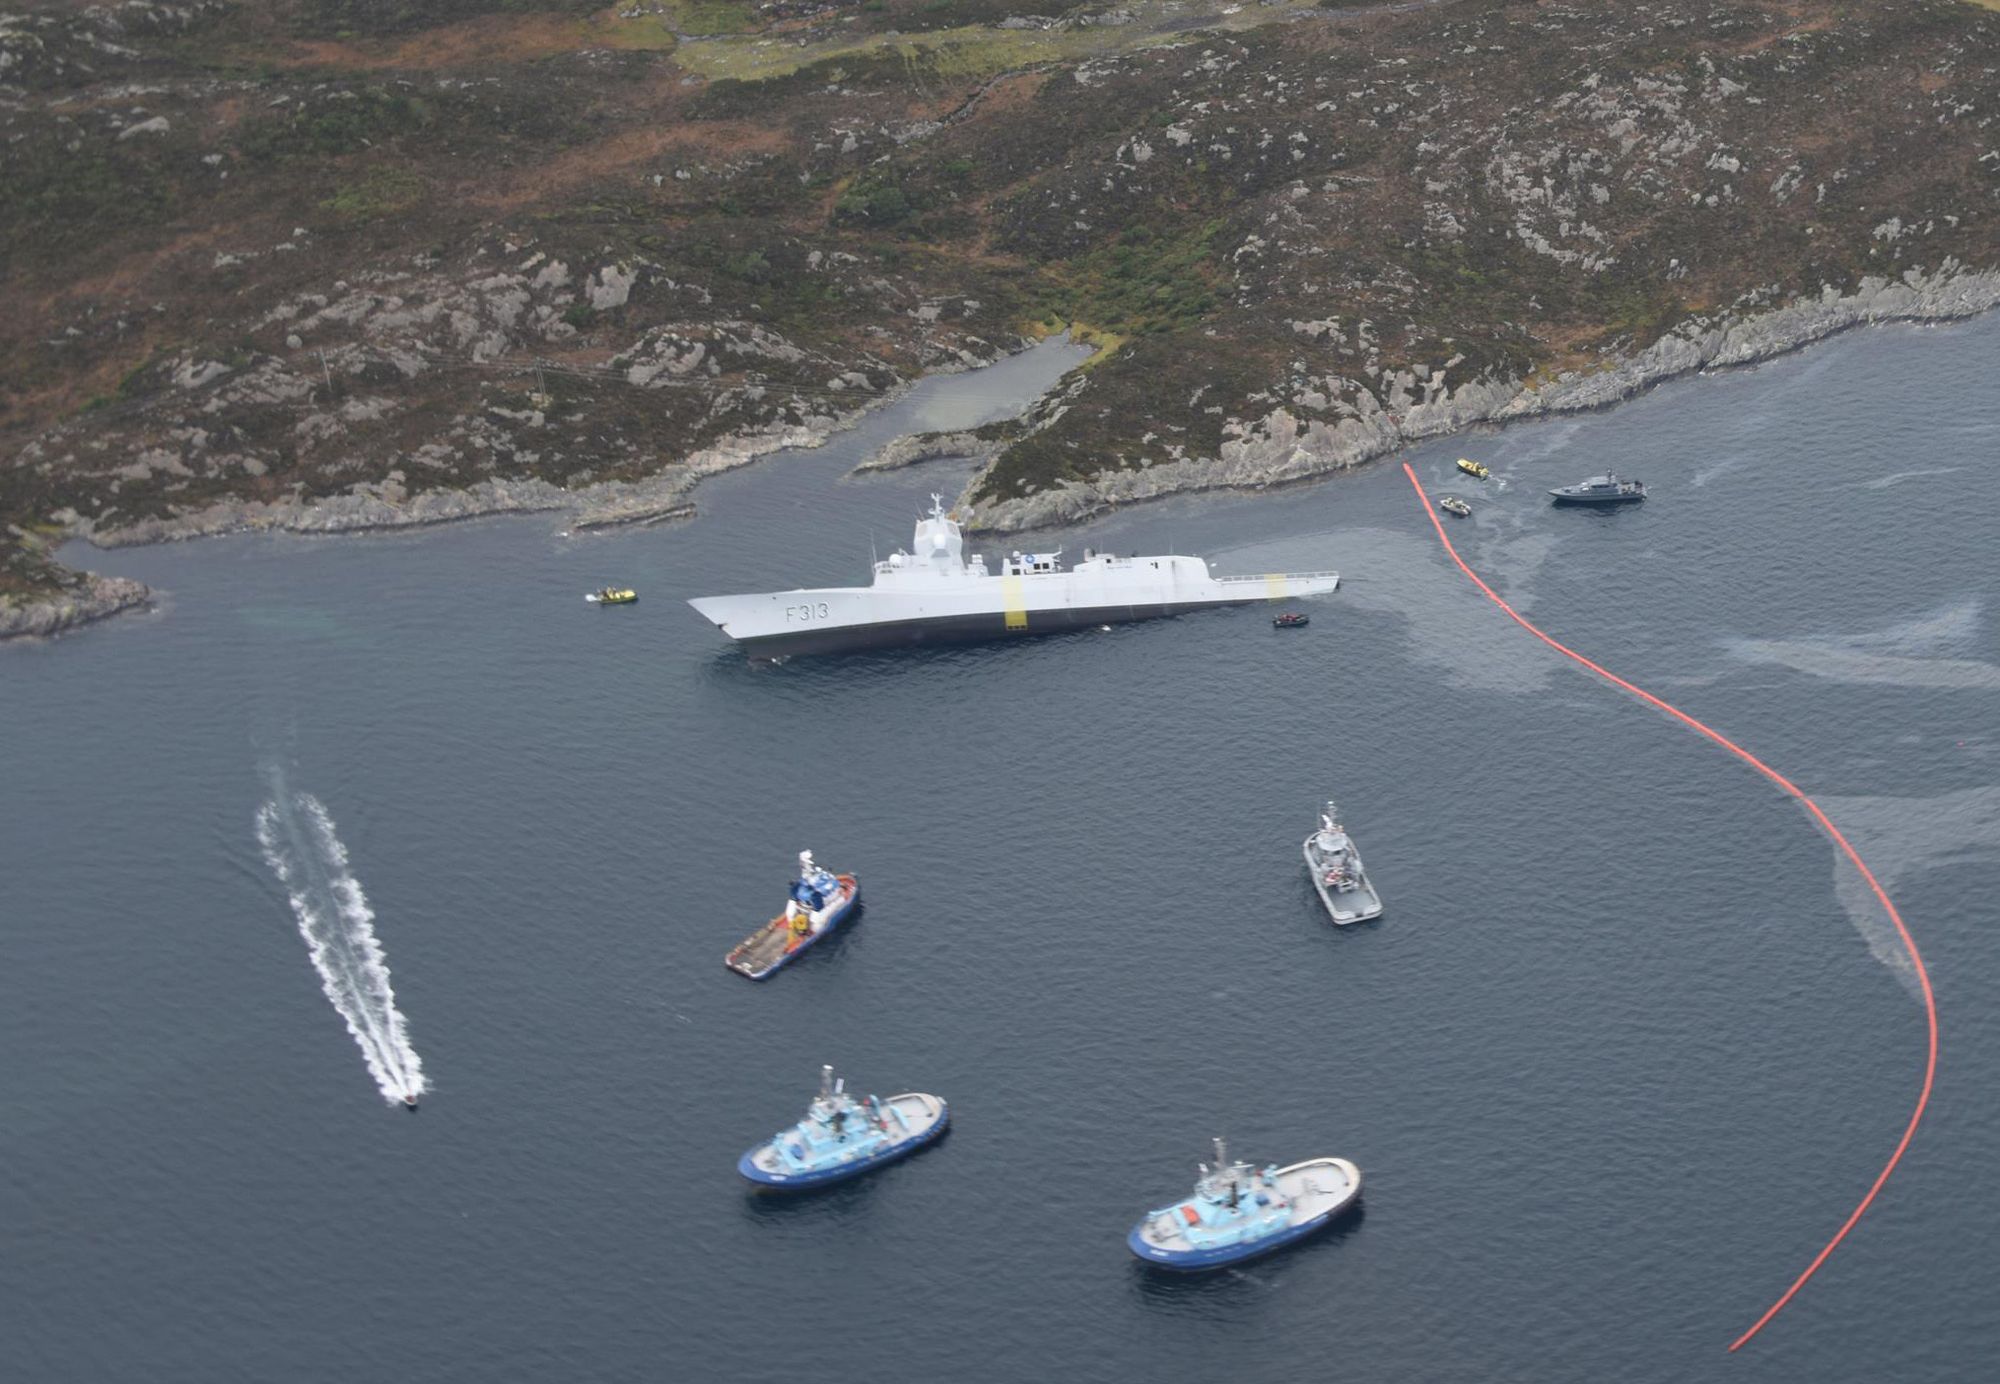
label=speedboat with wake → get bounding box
[1128,1137,1361,1270]
[724,850,860,979]
[1304,801,1383,924]
[738,1065,948,1189]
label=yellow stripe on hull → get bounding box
[1002,576,1028,630]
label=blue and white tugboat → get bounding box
[1128,1137,1362,1270]
[724,850,859,980]
[738,1065,949,1190]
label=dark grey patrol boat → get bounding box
[1303,802,1383,925]
[1549,473,1647,505]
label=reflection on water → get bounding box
[1725,598,2000,691]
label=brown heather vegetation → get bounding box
[3,0,1997,601]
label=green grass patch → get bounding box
[322,166,427,221]
[675,0,1319,85]
[1025,316,1125,365]
[659,0,757,37]
[594,15,678,48]
[1040,220,1226,338]
[681,19,1154,84]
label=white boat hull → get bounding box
[690,497,1339,657]
[690,564,1340,658]
[1304,835,1383,924]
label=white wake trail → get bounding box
[256,788,428,1105]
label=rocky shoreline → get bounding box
[0,361,943,643]
[0,573,151,643]
[853,429,1004,474]
[85,411,862,552]
[9,271,1995,644]
[960,266,2000,534]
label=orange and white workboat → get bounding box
[724,851,861,980]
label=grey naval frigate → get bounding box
[688,496,1341,658]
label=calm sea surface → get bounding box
[5,319,1999,1383]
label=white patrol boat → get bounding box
[688,496,1341,658]
[1304,801,1384,924]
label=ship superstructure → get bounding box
[688,496,1340,658]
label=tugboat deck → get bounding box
[738,1071,949,1189]
[1303,802,1384,924]
[1133,1157,1361,1256]
[725,920,802,977]
[724,856,857,979]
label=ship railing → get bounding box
[1213,570,1342,585]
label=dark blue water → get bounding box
[5,320,1999,1383]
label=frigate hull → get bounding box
[709,595,1266,659]
[688,495,1340,660]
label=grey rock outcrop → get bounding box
[0,574,151,642]
[854,429,1000,473]
[89,407,861,549]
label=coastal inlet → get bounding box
[3,314,1998,1384]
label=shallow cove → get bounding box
[4,315,2000,1382]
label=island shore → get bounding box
[8,279,1996,645]
[8,0,1997,641]
[0,572,151,643]
[960,267,2000,533]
